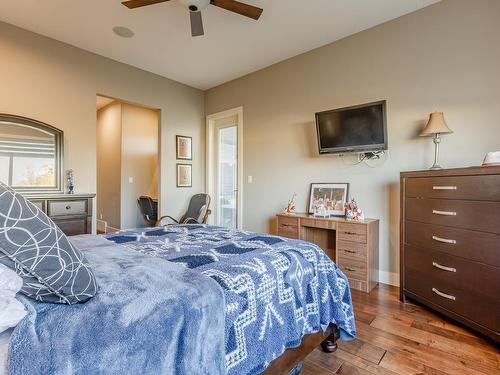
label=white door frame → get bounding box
[206,107,243,229]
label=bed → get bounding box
[5,224,355,375]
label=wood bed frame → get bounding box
[262,323,340,374]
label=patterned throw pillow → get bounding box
[0,182,97,304]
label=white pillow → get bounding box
[0,264,26,333]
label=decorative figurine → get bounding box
[283,193,297,215]
[67,169,75,194]
[345,198,364,221]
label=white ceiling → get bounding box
[0,0,439,90]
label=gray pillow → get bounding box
[0,182,97,304]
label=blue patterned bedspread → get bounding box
[105,224,356,375]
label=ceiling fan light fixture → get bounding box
[113,26,135,38]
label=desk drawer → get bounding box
[277,216,299,239]
[48,200,88,217]
[338,258,367,280]
[406,198,500,234]
[338,222,367,243]
[405,269,499,332]
[405,220,500,266]
[406,175,500,201]
[337,240,367,262]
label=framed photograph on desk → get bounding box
[308,183,349,216]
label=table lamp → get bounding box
[420,112,453,170]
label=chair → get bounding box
[137,196,158,227]
[158,193,211,225]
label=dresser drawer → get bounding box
[337,223,367,243]
[404,244,498,297]
[405,221,500,266]
[405,269,499,332]
[52,218,89,236]
[406,198,500,234]
[338,258,367,280]
[337,240,367,262]
[48,200,88,217]
[29,200,45,212]
[406,175,500,201]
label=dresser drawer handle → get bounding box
[65,205,71,210]
[432,186,457,190]
[432,209,456,216]
[280,223,295,228]
[343,250,356,254]
[432,262,456,273]
[344,231,357,235]
[432,288,456,301]
[432,235,456,244]
[345,267,356,272]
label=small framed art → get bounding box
[176,135,192,160]
[308,183,349,216]
[176,163,192,187]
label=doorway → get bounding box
[96,95,160,232]
[206,107,243,229]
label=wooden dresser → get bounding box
[25,194,95,236]
[277,213,379,292]
[400,166,500,341]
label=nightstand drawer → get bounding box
[48,200,88,217]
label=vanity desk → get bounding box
[276,213,379,292]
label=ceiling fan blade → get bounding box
[190,11,204,37]
[121,0,170,9]
[211,0,263,20]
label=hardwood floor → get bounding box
[302,284,499,375]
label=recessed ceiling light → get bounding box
[113,26,134,38]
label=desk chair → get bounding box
[137,196,158,227]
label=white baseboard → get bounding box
[378,271,399,286]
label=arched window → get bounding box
[0,114,63,193]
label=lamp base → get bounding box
[429,164,443,170]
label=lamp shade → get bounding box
[420,112,453,136]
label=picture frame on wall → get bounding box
[176,135,192,160]
[176,163,192,187]
[308,183,349,216]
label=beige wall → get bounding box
[0,21,205,230]
[120,103,159,229]
[96,102,122,229]
[205,0,500,285]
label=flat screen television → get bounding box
[315,100,387,154]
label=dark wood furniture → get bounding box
[277,213,379,292]
[262,324,340,375]
[25,194,95,235]
[400,166,500,342]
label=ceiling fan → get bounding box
[121,0,263,37]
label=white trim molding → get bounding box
[206,107,244,229]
